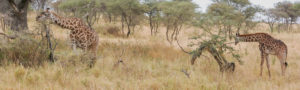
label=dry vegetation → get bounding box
[0,12,300,90]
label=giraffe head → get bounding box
[235,33,240,45]
[36,8,52,22]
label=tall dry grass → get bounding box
[0,12,299,90]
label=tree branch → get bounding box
[7,0,20,13]
[0,32,17,39]
[176,39,191,54]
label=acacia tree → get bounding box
[0,0,30,31]
[264,9,280,32]
[104,0,145,37]
[144,0,161,36]
[58,0,102,27]
[176,13,242,73]
[265,1,300,31]
[159,0,197,43]
[207,0,261,39]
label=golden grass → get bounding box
[0,12,299,89]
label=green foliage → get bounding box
[58,0,101,14]
[190,5,245,67]
[265,1,300,31]
[206,0,260,38]
[274,1,298,19]
[158,0,197,43]
[144,0,161,35]
[58,0,102,27]
[159,1,197,23]
[102,0,146,37]
[189,34,242,72]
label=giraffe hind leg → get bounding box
[87,45,98,68]
[277,53,287,76]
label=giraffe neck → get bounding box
[236,33,272,43]
[49,12,75,30]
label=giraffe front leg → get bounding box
[265,54,271,77]
[260,53,265,76]
[259,43,265,77]
[71,40,79,55]
[72,43,76,51]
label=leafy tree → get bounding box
[180,12,243,72]
[104,0,146,37]
[263,9,280,32]
[159,0,197,43]
[207,0,261,39]
[144,0,161,36]
[264,1,300,31]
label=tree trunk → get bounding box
[0,0,30,31]
[166,25,171,44]
[126,24,131,37]
[121,16,125,35]
[148,13,153,36]
[43,24,55,62]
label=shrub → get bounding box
[106,25,121,37]
[0,35,50,67]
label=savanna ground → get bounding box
[0,12,300,90]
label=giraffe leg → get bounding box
[72,41,80,55]
[72,43,76,51]
[277,53,287,76]
[260,52,265,76]
[87,45,98,68]
[265,54,271,77]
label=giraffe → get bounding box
[36,8,99,68]
[235,33,288,77]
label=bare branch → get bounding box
[7,0,20,13]
[181,69,190,78]
[0,32,17,39]
[176,39,191,54]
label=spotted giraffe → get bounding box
[36,8,99,67]
[235,33,288,77]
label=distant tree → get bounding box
[0,0,30,31]
[144,0,161,36]
[159,0,197,43]
[103,0,146,37]
[263,9,280,32]
[263,1,300,31]
[207,0,261,39]
[58,0,102,27]
[267,1,300,31]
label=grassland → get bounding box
[0,13,299,90]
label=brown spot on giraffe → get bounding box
[235,33,288,77]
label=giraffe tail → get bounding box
[284,45,288,67]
